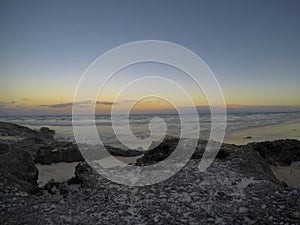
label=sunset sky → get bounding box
[0,0,300,115]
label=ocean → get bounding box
[0,111,299,147]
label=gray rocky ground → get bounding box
[0,121,299,224]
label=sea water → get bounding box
[0,111,299,147]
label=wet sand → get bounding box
[224,121,300,189]
[224,121,300,145]
[270,162,300,188]
[36,162,79,186]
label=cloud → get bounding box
[39,100,117,109]
[96,101,117,105]
[11,101,16,104]
[39,102,72,108]
[39,101,89,109]
[121,99,136,104]
[21,98,29,101]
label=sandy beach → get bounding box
[224,121,300,145]
[224,121,300,189]
[270,162,300,189]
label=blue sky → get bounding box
[0,0,300,114]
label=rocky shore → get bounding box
[0,121,299,224]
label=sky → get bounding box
[0,0,300,115]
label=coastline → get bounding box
[0,121,300,224]
[224,120,300,145]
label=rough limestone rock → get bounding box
[0,122,36,137]
[136,138,238,166]
[247,139,300,166]
[1,157,299,225]
[0,122,299,224]
[229,146,280,183]
[0,122,144,164]
[0,143,38,193]
[34,142,85,164]
[0,122,55,158]
[67,162,99,188]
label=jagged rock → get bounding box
[229,146,279,182]
[105,145,144,157]
[34,142,84,164]
[0,121,36,137]
[247,139,300,166]
[136,138,179,165]
[0,122,55,158]
[192,140,238,160]
[1,157,299,225]
[34,143,143,165]
[136,138,238,165]
[67,162,99,188]
[0,143,38,193]
[40,127,55,135]
[1,122,143,164]
[44,179,59,194]
[0,122,300,224]
[0,122,55,143]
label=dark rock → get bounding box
[229,146,279,182]
[0,143,8,154]
[0,122,54,143]
[2,157,299,225]
[247,139,300,166]
[136,138,179,165]
[34,142,84,164]
[0,144,38,193]
[67,162,99,188]
[192,141,238,160]
[0,121,36,137]
[243,136,252,139]
[105,145,144,157]
[58,182,70,197]
[1,122,300,224]
[40,127,55,135]
[0,122,55,159]
[44,179,59,194]
[216,144,238,159]
[34,142,143,165]
[1,122,143,164]
[136,138,238,165]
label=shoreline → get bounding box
[224,120,300,145]
[1,121,300,224]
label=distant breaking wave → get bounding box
[0,112,299,145]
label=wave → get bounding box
[0,111,299,131]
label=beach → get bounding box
[270,162,300,189]
[225,121,300,145]
[224,120,300,188]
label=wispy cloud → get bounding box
[121,99,136,104]
[96,101,117,105]
[39,101,89,109]
[39,102,72,108]
[39,100,117,109]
